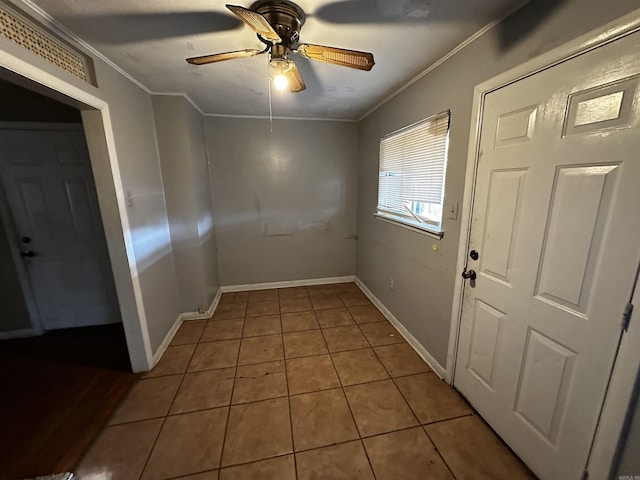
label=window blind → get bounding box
[377,110,450,231]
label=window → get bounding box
[376,110,450,237]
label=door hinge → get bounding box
[622,302,634,332]
[580,469,589,480]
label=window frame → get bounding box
[374,110,451,239]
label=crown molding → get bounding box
[357,1,527,122]
[205,113,358,122]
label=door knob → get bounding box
[461,268,477,281]
[20,250,35,258]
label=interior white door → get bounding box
[454,31,640,479]
[0,124,120,330]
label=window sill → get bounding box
[374,213,444,239]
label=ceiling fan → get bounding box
[185,0,375,93]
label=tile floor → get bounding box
[76,283,536,480]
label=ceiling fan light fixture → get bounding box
[273,72,289,91]
[270,55,291,91]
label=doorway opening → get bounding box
[0,78,138,478]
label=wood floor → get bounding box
[0,324,137,480]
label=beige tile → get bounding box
[286,354,340,395]
[281,311,319,333]
[344,380,418,437]
[246,300,280,316]
[213,303,247,320]
[242,314,281,337]
[331,348,388,386]
[142,408,228,480]
[339,291,371,307]
[171,321,205,346]
[290,388,359,451]
[278,286,309,299]
[348,305,387,324]
[426,416,535,480]
[334,283,361,294]
[395,373,472,424]
[189,340,240,372]
[201,318,244,342]
[306,285,337,297]
[174,471,218,479]
[248,289,279,303]
[359,321,403,346]
[144,344,196,378]
[364,427,453,480]
[238,334,284,365]
[222,397,292,467]
[110,375,181,424]
[311,294,345,310]
[316,308,355,328]
[232,360,287,404]
[280,296,313,313]
[296,441,375,480]
[374,343,430,377]
[170,368,235,414]
[219,455,295,480]
[76,419,162,480]
[323,326,369,353]
[283,330,328,358]
[219,292,248,305]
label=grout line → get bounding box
[216,312,245,472]
[278,290,299,480]
[422,425,459,480]
[137,346,195,479]
[315,316,379,478]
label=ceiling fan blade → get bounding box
[296,44,375,71]
[226,4,282,43]
[285,62,306,93]
[186,48,263,65]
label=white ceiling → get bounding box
[30,0,526,120]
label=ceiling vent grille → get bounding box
[0,3,93,84]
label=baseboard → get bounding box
[220,275,356,293]
[151,287,223,366]
[180,288,223,322]
[0,326,42,340]
[354,277,448,380]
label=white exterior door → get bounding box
[0,124,120,330]
[454,31,640,479]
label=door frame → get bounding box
[446,8,640,479]
[0,42,153,372]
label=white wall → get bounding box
[152,95,219,312]
[356,0,640,368]
[205,117,357,286]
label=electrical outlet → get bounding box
[447,202,459,220]
[389,277,395,290]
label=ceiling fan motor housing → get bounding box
[251,0,306,46]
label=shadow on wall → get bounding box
[497,0,568,51]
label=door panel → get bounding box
[535,164,619,313]
[455,31,640,479]
[0,125,120,330]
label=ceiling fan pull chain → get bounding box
[267,56,273,133]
